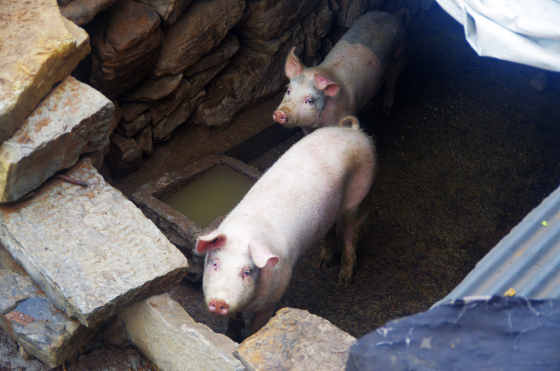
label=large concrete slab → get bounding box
[0,161,189,328]
[235,308,356,371]
[0,0,90,143]
[0,246,97,368]
[0,76,115,204]
[119,293,244,371]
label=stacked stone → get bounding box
[1,1,190,367]
[60,0,387,178]
[0,0,115,203]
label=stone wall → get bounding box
[61,0,390,178]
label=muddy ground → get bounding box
[2,3,560,370]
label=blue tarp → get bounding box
[347,296,560,371]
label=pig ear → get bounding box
[196,231,227,253]
[315,74,340,97]
[249,241,279,268]
[285,47,305,78]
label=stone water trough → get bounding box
[131,155,262,282]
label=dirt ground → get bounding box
[2,3,560,370]
[169,4,560,339]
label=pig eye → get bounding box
[210,258,220,270]
[286,88,291,95]
[305,97,315,105]
[242,268,251,278]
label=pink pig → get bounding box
[272,11,406,133]
[196,118,377,336]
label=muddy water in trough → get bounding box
[3,4,559,370]
[169,5,560,340]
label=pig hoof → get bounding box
[208,298,229,316]
[338,272,353,288]
[317,254,333,268]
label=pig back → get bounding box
[337,11,405,69]
[227,126,376,261]
[320,11,405,113]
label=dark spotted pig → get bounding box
[196,119,377,336]
[273,11,406,133]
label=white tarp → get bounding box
[436,0,560,72]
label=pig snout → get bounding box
[273,110,288,124]
[208,298,229,316]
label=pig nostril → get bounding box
[209,299,229,316]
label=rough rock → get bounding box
[121,74,183,102]
[236,0,320,41]
[301,0,334,65]
[333,0,367,27]
[153,90,206,141]
[314,0,335,38]
[0,247,97,368]
[117,111,153,137]
[135,126,154,155]
[382,0,419,18]
[149,79,193,124]
[81,150,106,169]
[150,0,245,78]
[59,0,119,26]
[0,161,189,328]
[235,308,356,370]
[187,61,231,93]
[332,0,385,28]
[0,1,90,144]
[0,330,52,371]
[107,133,143,177]
[121,101,152,122]
[184,34,240,77]
[119,293,244,371]
[239,22,305,57]
[190,36,303,127]
[0,76,114,204]
[138,0,194,25]
[90,0,163,100]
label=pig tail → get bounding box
[339,116,360,130]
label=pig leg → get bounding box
[226,312,245,342]
[318,224,337,268]
[338,189,374,287]
[250,305,276,334]
[382,45,407,112]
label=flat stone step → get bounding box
[0,160,189,328]
[0,0,90,143]
[119,293,244,371]
[0,76,115,204]
[0,245,96,368]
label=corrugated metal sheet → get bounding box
[433,184,560,308]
